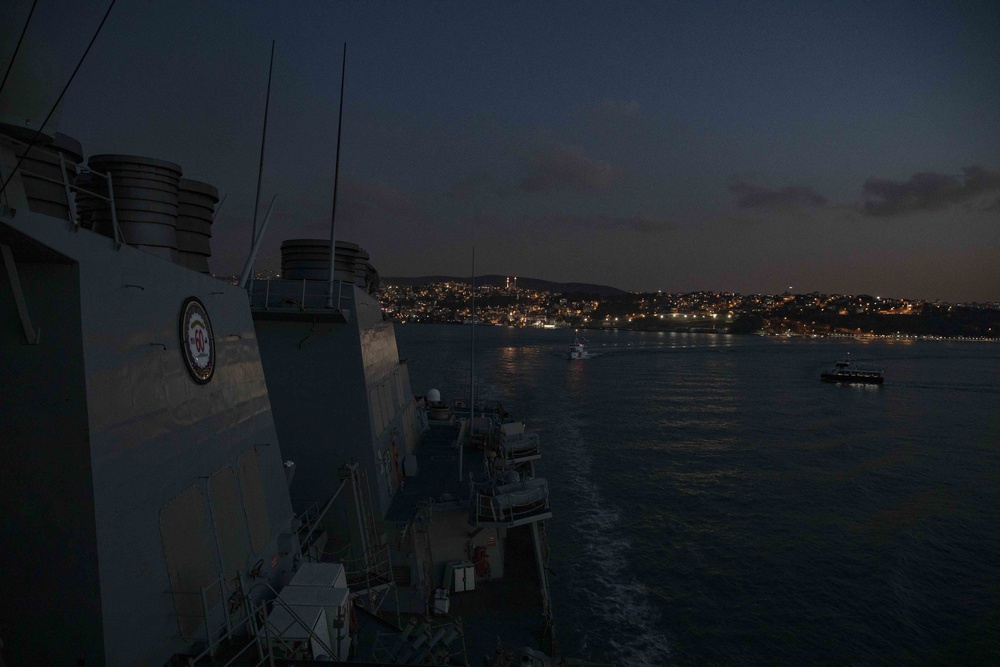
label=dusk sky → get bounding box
[6,1,999,301]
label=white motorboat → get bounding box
[567,337,594,360]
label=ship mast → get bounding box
[326,42,347,308]
[460,246,475,480]
[246,40,274,294]
[250,40,274,255]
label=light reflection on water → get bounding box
[397,326,1000,665]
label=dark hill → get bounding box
[384,275,626,296]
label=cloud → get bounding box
[523,212,672,234]
[592,99,643,118]
[446,173,490,200]
[730,181,828,209]
[595,214,672,234]
[573,99,644,123]
[862,165,1000,216]
[341,179,424,222]
[298,179,426,234]
[519,145,625,194]
[445,172,511,201]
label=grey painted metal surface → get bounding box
[0,140,296,665]
[0,237,104,662]
[0,72,549,664]
[87,154,182,262]
[8,134,80,220]
[253,289,421,520]
[281,238,371,287]
[176,177,217,273]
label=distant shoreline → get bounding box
[391,321,999,341]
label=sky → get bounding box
[4,0,999,301]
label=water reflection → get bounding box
[565,355,589,401]
[396,325,1000,665]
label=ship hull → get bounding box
[821,372,884,384]
[1,141,296,665]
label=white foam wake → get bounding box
[549,414,673,666]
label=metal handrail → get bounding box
[298,479,348,556]
[181,576,345,665]
[168,571,261,657]
[472,490,549,526]
[497,432,541,463]
[261,594,338,661]
[3,134,124,244]
[249,278,354,312]
[371,617,466,665]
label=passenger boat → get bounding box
[821,355,885,384]
[567,337,593,360]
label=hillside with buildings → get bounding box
[379,278,1000,339]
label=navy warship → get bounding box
[0,27,561,667]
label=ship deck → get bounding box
[189,423,549,665]
[368,524,547,665]
[378,423,550,664]
[385,422,486,522]
[444,523,548,661]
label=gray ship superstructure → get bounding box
[249,243,556,662]
[251,239,422,526]
[0,119,296,663]
[249,239,427,598]
[0,35,559,667]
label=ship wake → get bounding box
[550,414,672,666]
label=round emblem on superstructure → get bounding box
[180,297,215,383]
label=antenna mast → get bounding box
[0,0,117,197]
[327,42,347,308]
[461,247,475,481]
[247,40,274,293]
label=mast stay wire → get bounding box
[0,0,118,199]
[0,0,39,97]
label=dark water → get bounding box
[395,325,1000,666]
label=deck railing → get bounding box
[371,616,466,665]
[2,134,124,243]
[248,277,354,312]
[496,431,542,464]
[470,477,551,527]
[180,581,341,665]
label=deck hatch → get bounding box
[208,466,250,581]
[160,486,219,639]
[237,447,271,553]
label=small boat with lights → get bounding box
[567,337,594,360]
[821,355,884,384]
